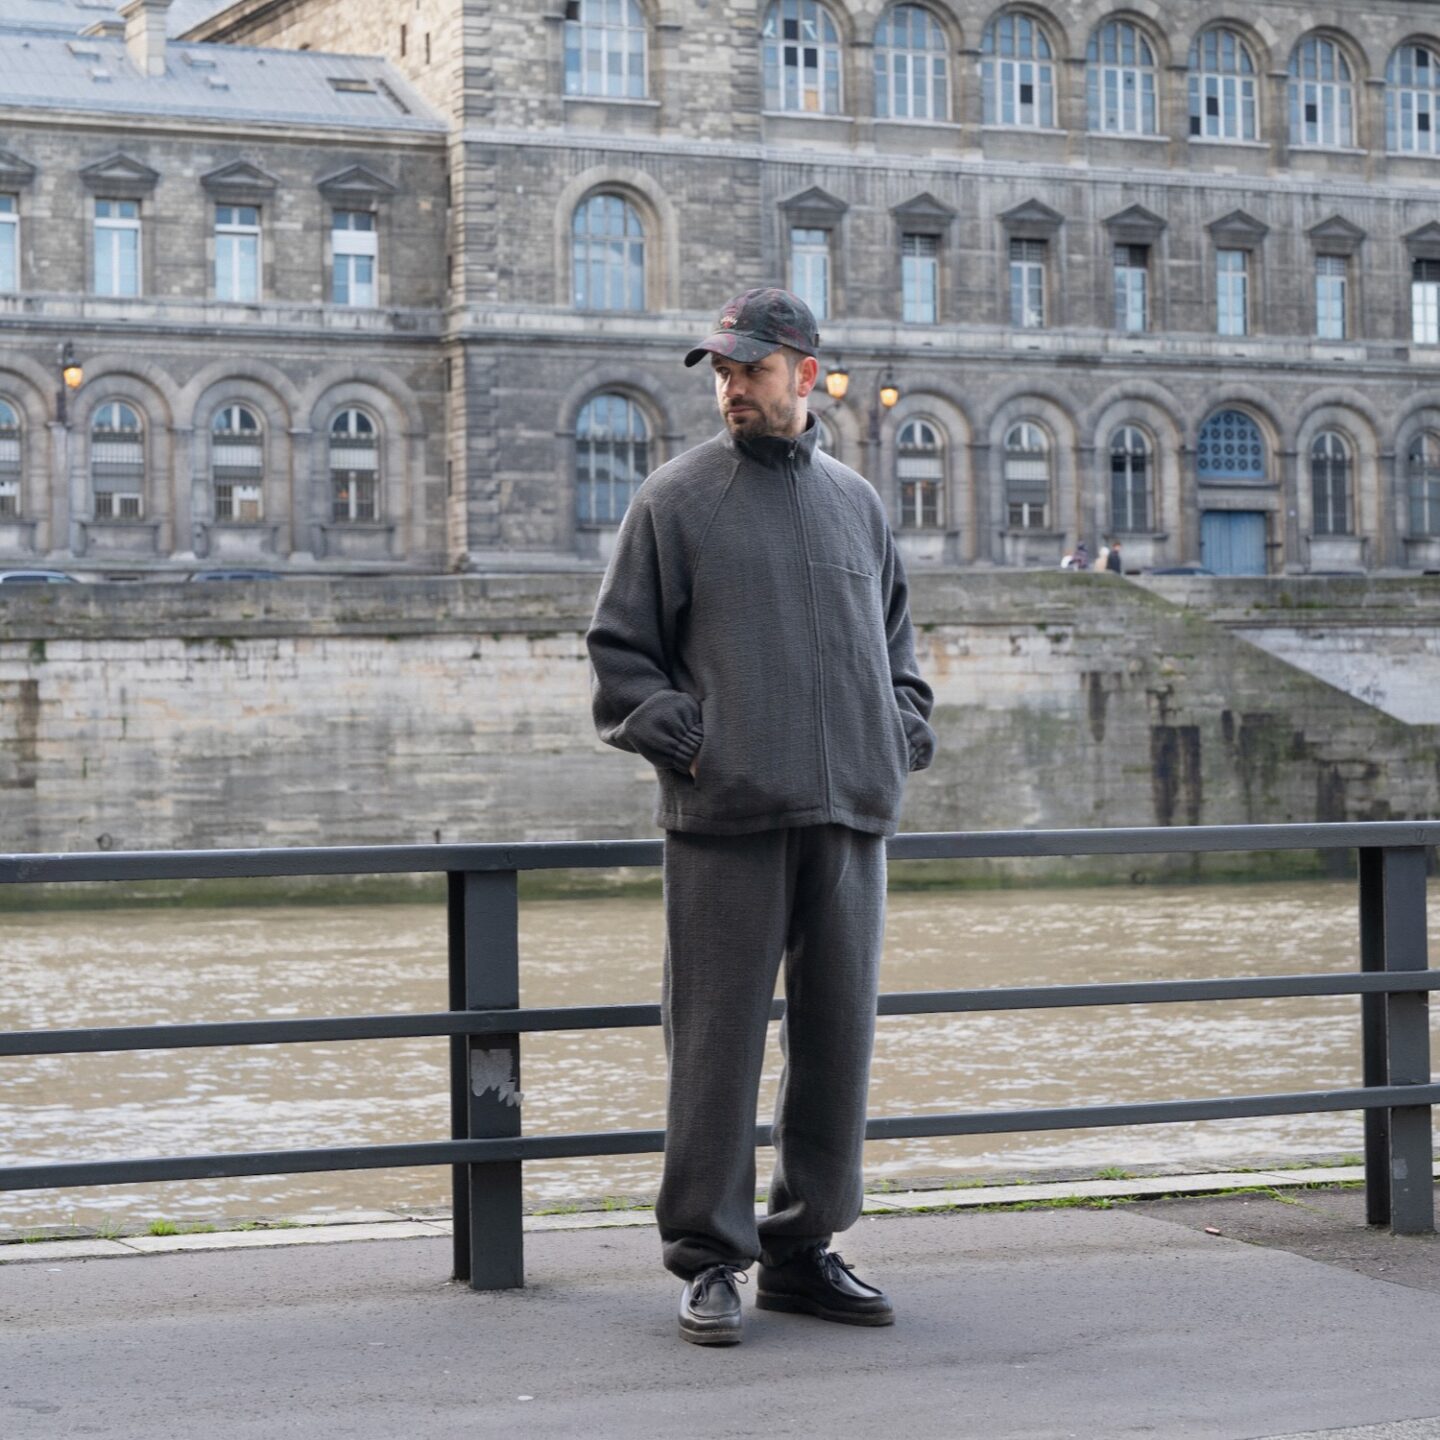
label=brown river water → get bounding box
[1,879,1436,1229]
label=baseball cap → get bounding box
[684,287,821,368]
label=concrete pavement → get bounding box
[7,1188,1440,1440]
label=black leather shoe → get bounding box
[756,1246,894,1326]
[678,1264,746,1346]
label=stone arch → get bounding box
[305,374,421,564]
[1085,382,1185,560]
[558,370,672,559]
[188,374,299,562]
[985,390,1079,565]
[1183,8,1281,64]
[871,0,965,55]
[981,3,1073,60]
[69,370,176,557]
[887,387,973,564]
[72,355,179,429]
[1188,384,1281,451]
[1292,400,1380,563]
[177,357,301,429]
[554,164,680,312]
[0,362,51,553]
[1077,4,1174,71]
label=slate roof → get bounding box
[0,1,236,36]
[0,23,445,132]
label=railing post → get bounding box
[1359,847,1391,1226]
[1381,846,1433,1236]
[447,872,471,1282]
[449,868,524,1289]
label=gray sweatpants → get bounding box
[656,823,887,1280]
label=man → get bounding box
[1106,539,1124,574]
[586,288,936,1346]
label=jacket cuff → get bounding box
[670,715,705,772]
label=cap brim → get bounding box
[683,333,781,368]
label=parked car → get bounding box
[188,569,281,582]
[0,569,78,585]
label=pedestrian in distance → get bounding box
[1061,541,1089,570]
[586,287,937,1347]
[1106,539,1124,574]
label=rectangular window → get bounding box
[1315,255,1347,340]
[1009,238,1046,328]
[1413,258,1440,344]
[333,209,378,307]
[94,198,140,297]
[215,204,260,302]
[789,226,830,322]
[1216,248,1248,336]
[0,195,16,293]
[1113,244,1148,332]
[901,233,938,324]
[93,490,144,520]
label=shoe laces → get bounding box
[692,1264,746,1303]
[814,1248,856,1284]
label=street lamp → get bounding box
[57,341,83,424]
[822,359,900,477]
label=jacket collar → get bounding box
[724,413,821,469]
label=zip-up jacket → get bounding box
[586,419,936,837]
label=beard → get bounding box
[722,391,799,439]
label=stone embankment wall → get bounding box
[1,574,1436,881]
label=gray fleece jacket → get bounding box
[586,417,936,837]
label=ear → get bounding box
[794,355,819,399]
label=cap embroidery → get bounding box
[719,315,736,328]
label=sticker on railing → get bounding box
[471,1048,523,1108]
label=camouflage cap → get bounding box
[684,287,821,368]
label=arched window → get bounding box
[576,393,649,525]
[1310,431,1351,536]
[896,417,944,529]
[572,193,645,312]
[564,0,647,100]
[982,12,1055,128]
[1289,36,1354,148]
[0,398,19,517]
[1189,27,1258,141]
[762,1,843,115]
[1197,409,1266,481]
[1004,422,1050,529]
[212,404,264,524]
[329,409,379,523]
[1406,431,1440,535]
[1110,426,1151,532]
[1086,20,1158,135]
[91,401,144,520]
[874,4,948,121]
[1387,42,1440,153]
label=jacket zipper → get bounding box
[786,440,833,814]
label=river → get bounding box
[1,878,1435,1229]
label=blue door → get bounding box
[1200,511,1267,575]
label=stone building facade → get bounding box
[0,0,450,575]
[6,0,1440,576]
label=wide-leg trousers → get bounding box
[656,823,887,1280]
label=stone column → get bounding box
[970,437,994,563]
[1278,447,1301,573]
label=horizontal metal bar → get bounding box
[6,972,1440,1058]
[4,1084,1438,1192]
[1,822,1437,885]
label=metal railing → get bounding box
[1,822,1436,1290]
